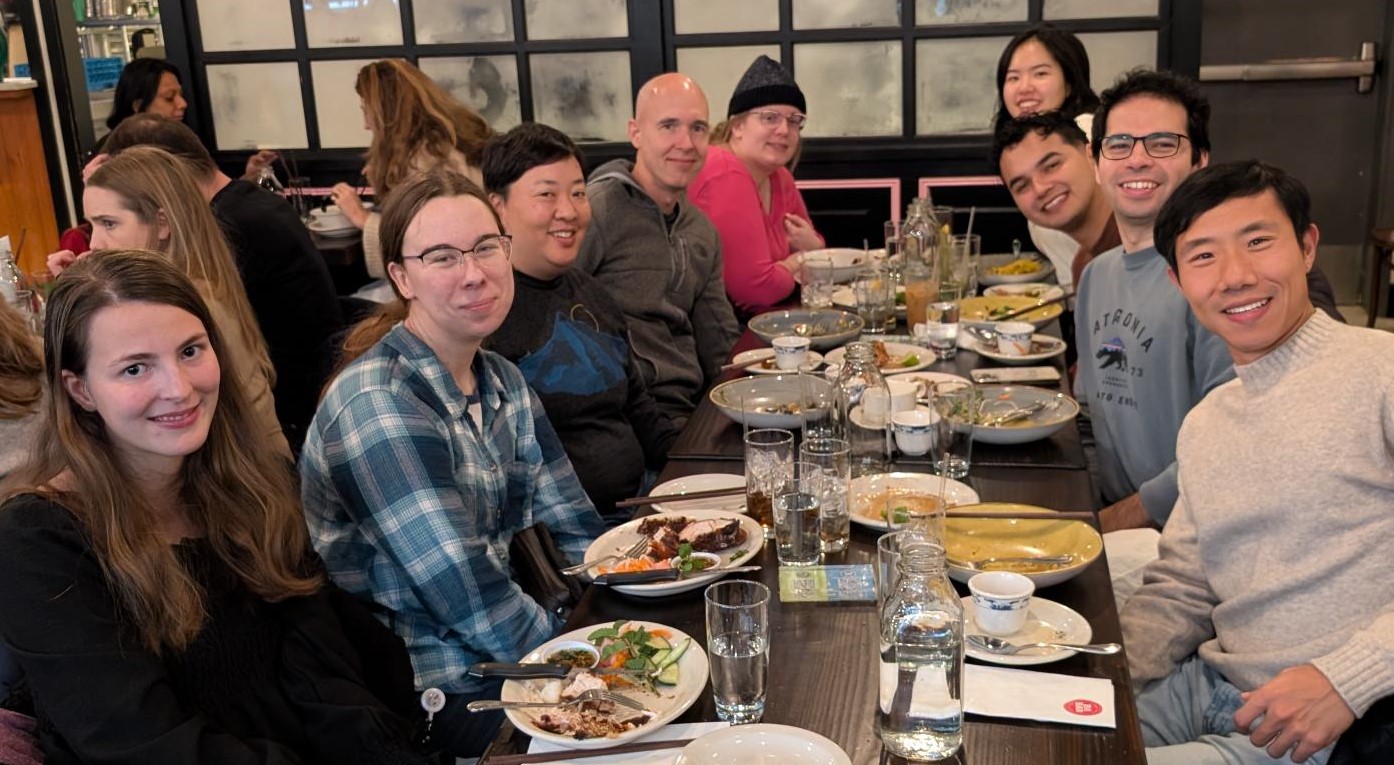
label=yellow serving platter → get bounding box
[944,502,1101,587]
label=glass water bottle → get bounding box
[830,341,891,478]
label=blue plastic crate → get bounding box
[14,64,30,78]
[84,57,124,92]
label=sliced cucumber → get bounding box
[650,649,670,667]
[655,662,680,686]
[656,637,690,671]
[648,635,671,651]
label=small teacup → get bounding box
[862,379,920,426]
[994,322,1035,357]
[772,335,812,371]
[969,571,1035,636]
[891,409,936,456]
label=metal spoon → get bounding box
[968,634,1122,656]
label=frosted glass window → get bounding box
[419,56,522,131]
[530,51,632,142]
[207,63,308,151]
[676,46,781,121]
[674,0,778,34]
[1078,31,1158,94]
[914,0,1026,25]
[1044,0,1158,19]
[304,0,403,48]
[197,0,294,51]
[795,41,902,137]
[524,0,627,40]
[915,36,1010,135]
[414,0,514,44]
[311,60,373,149]
[793,0,899,30]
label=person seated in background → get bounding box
[300,168,605,759]
[97,114,343,452]
[689,55,824,315]
[991,24,1101,291]
[0,251,431,764]
[481,122,678,526]
[51,146,289,456]
[329,59,494,283]
[1123,160,1394,765]
[0,302,43,706]
[578,73,739,429]
[994,111,1120,293]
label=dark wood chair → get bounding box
[1366,227,1394,327]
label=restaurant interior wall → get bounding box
[47,1,1192,253]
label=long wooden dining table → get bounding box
[480,324,1147,765]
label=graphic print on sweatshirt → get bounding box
[1089,306,1155,411]
[516,307,627,397]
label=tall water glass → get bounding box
[852,266,896,334]
[883,220,904,282]
[946,233,981,297]
[799,363,836,440]
[705,580,771,724]
[800,254,836,309]
[800,437,851,553]
[931,381,980,479]
[744,428,794,538]
[922,296,961,360]
[774,462,823,566]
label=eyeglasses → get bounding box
[404,234,512,270]
[749,109,808,131]
[1099,132,1190,161]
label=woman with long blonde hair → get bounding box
[82,145,289,455]
[329,58,494,280]
[0,251,431,763]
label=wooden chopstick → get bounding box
[994,291,1075,322]
[718,351,773,373]
[615,486,746,509]
[484,737,695,764]
[946,509,1096,522]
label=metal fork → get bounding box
[560,537,649,576]
[465,688,648,713]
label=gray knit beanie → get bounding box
[727,55,806,118]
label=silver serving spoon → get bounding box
[968,634,1122,656]
[948,554,1074,571]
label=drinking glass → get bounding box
[705,580,771,724]
[921,296,961,360]
[931,381,980,479]
[883,220,904,282]
[946,233,981,298]
[852,266,896,334]
[800,254,835,309]
[799,363,836,440]
[799,437,851,554]
[876,529,939,610]
[744,428,794,539]
[774,462,823,566]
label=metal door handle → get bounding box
[1199,42,1378,93]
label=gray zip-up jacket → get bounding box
[576,159,740,428]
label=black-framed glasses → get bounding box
[749,109,808,131]
[1100,132,1190,160]
[404,235,512,270]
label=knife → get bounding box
[467,662,644,680]
[593,565,763,586]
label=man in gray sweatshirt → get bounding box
[1122,160,1394,764]
[576,73,740,428]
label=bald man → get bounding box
[576,74,740,428]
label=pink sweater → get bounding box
[688,146,822,314]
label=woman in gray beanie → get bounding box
[688,55,824,315]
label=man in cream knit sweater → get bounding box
[1121,160,1394,765]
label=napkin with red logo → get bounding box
[964,664,1116,729]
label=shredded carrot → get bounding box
[597,557,664,575]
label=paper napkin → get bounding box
[964,664,1116,729]
[526,721,731,763]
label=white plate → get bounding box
[676,723,850,764]
[582,510,763,596]
[983,282,1065,302]
[503,621,709,749]
[847,472,981,530]
[731,348,825,376]
[306,219,360,237]
[882,370,971,389]
[968,333,1066,366]
[796,248,870,284]
[963,596,1093,666]
[823,342,932,375]
[648,474,747,514]
[978,253,1056,285]
[972,385,1080,445]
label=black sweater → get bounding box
[485,269,678,524]
[0,494,429,764]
